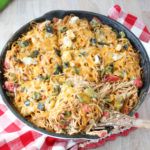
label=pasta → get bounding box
[3,15,142,135]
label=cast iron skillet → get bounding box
[0,10,150,139]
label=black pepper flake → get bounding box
[54,48,61,57]
[54,64,63,75]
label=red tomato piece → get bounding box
[4,61,10,69]
[93,17,101,23]
[4,81,15,92]
[122,107,129,114]
[53,17,59,23]
[134,77,143,88]
[42,95,47,100]
[82,104,90,113]
[104,75,120,82]
[98,130,108,138]
[103,111,110,118]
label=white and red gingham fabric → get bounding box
[0,5,150,150]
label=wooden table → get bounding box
[0,0,150,150]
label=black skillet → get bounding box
[0,10,150,139]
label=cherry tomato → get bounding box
[4,81,15,92]
[82,104,90,113]
[53,17,59,23]
[104,75,120,82]
[134,77,143,88]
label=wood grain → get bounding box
[0,0,150,150]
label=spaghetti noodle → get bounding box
[3,15,142,135]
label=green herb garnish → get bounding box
[54,48,61,57]
[63,62,70,68]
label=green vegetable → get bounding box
[45,25,53,33]
[119,31,125,38]
[98,42,109,46]
[73,67,80,74]
[24,100,30,106]
[19,40,30,48]
[112,28,119,38]
[104,97,112,102]
[114,101,123,111]
[90,38,97,45]
[54,48,61,57]
[45,75,50,81]
[60,27,68,33]
[100,69,105,78]
[30,50,39,58]
[122,44,129,50]
[77,93,91,103]
[120,70,127,78]
[100,63,114,78]
[90,18,101,28]
[63,62,70,68]
[64,111,71,117]
[6,91,12,97]
[33,92,41,101]
[54,64,63,75]
[78,51,87,57]
[53,85,61,95]
[13,54,22,63]
[21,87,26,92]
[105,63,114,74]
[38,74,50,81]
[37,103,45,111]
[84,87,97,98]
[10,73,17,83]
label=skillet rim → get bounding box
[0,10,150,139]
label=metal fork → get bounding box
[87,111,150,138]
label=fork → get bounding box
[87,111,150,138]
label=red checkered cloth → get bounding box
[0,5,150,150]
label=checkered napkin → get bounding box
[0,5,150,150]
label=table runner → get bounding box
[0,5,150,150]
